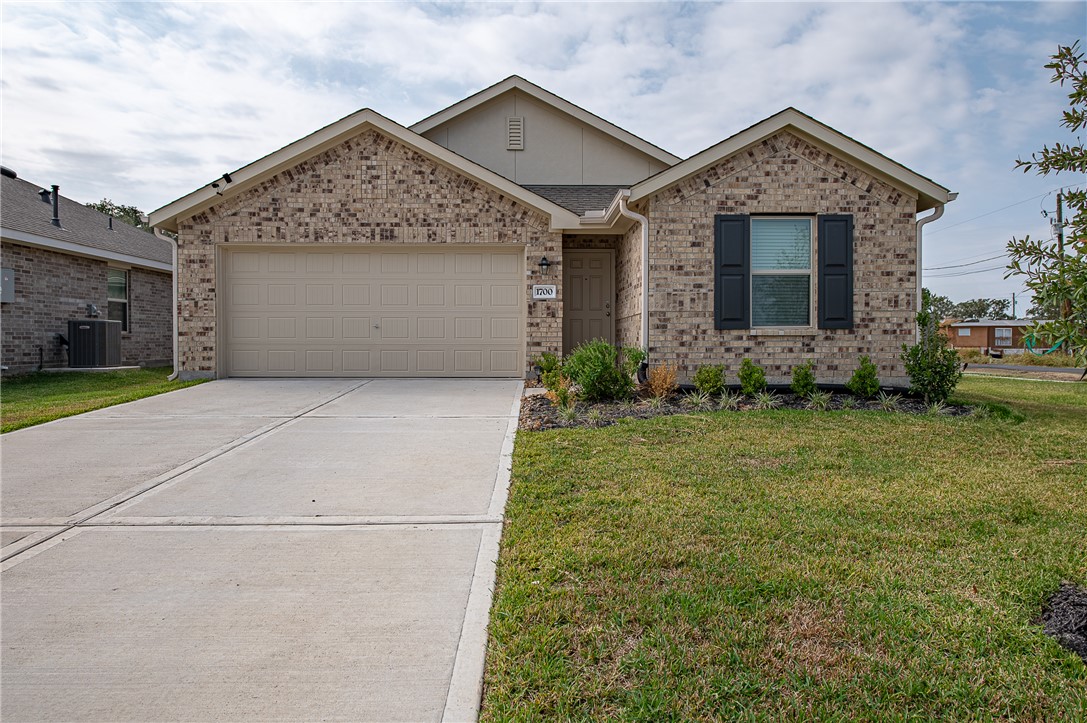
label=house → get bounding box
[1,169,173,374]
[150,76,954,385]
[944,319,1048,355]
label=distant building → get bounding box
[942,318,1051,355]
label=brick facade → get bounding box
[0,242,172,373]
[175,129,562,378]
[640,130,919,386]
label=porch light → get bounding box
[538,256,552,275]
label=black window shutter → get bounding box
[818,214,854,329]
[714,215,749,330]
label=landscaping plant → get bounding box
[738,358,767,395]
[562,339,635,402]
[646,362,679,399]
[846,355,881,398]
[718,390,743,411]
[790,361,817,398]
[902,309,963,404]
[753,390,782,410]
[807,389,833,411]
[692,364,727,396]
[683,389,712,410]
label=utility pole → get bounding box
[1011,292,1017,318]
[1055,192,1071,320]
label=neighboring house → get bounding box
[1,169,173,373]
[150,76,954,384]
[944,319,1048,354]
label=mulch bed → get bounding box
[1039,582,1087,663]
[519,389,972,431]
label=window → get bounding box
[751,218,811,326]
[958,328,971,337]
[714,214,853,330]
[995,327,1012,346]
[107,268,128,331]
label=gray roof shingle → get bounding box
[1,174,171,266]
[523,185,627,215]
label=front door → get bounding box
[563,250,614,353]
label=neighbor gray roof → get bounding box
[1,174,171,266]
[522,185,627,215]
[949,319,1043,327]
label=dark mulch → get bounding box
[1039,582,1087,663]
[519,389,972,431]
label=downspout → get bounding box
[617,190,650,379]
[155,228,180,381]
[915,193,956,341]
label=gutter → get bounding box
[616,191,650,366]
[154,228,180,381]
[915,191,957,341]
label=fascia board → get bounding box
[410,76,682,167]
[151,108,581,233]
[629,109,953,210]
[2,229,173,272]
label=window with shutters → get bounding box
[108,268,129,332]
[751,218,811,327]
[714,213,853,331]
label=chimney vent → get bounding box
[51,185,61,227]
[39,189,51,203]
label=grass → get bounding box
[484,376,1087,720]
[959,348,1081,368]
[1,367,206,433]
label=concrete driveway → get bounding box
[1,378,521,722]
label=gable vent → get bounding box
[507,117,524,151]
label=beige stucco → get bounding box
[420,90,670,185]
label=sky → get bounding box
[1,1,1083,309]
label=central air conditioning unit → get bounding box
[67,319,122,368]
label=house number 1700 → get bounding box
[532,285,557,300]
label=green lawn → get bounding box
[484,377,1087,720]
[1,367,206,433]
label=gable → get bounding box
[417,87,674,186]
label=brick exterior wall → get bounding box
[175,128,563,378]
[0,242,172,373]
[641,130,919,387]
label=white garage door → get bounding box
[224,247,524,377]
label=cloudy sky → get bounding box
[2,1,1083,306]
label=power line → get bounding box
[925,264,1008,279]
[927,184,1076,235]
[923,253,1006,271]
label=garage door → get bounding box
[224,247,524,377]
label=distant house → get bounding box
[943,319,1047,354]
[1,168,173,374]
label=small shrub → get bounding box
[957,348,987,364]
[846,356,880,398]
[807,390,832,411]
[622,347,648,379]
[684,389,712,409]
[643,395,665,410]
[839,395,857,410]
[563,339,634,402]
[558,403,580,423]
[927,400,949,416]
[533,351,562,375]
[692,364,727,396]
[790,362,817,398]
[646,362,679,399]
[753,391,781,410]
[586,409,604,426]
[739,358,767,396]
[544,374,575,408]
[903,309,963,404]
[718,390,742,411]
[877,391,901,412]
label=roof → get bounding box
[629,108,953,212]
[1,174,171,269]
[949,319,1045,328]
[410,76,681,167]
[150,108,582,233]
[523,185,629,215]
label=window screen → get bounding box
[751,218,811,326]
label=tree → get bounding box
[1006,42,1087,365]
[86,199,150,231]
[922,288,955,320]
[950,298,1012,320]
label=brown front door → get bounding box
[563,250,614,353]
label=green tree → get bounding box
[1006,42,1087,365]
[950,298,1012,320]
[922,288,955,320]
[86,199,150,231]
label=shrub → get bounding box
[807,390,832,411]
[622,347,648,380]
[718,390,742,411]
[739,358,767,396]
[683,389,712,409]
[753,391,782,410]
[902,310,963,404]
[692,364,727,396]
[563,339,634,401]
[877,391,902,412]
[544,374,574,408]
[846,355,880,398]
[646,362,679,399]
[790,362,817,398]
[839,395,857,410]
[533,351,562,375]
[558,403,580,423]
